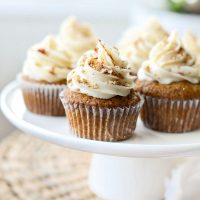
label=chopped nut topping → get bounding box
[67,78,72,84]
[76,75,99,89]
[108,80,127,86]
[146,66,150,72]
[49,66,56,75]
[38,48,47,55]
[89,58,103,71]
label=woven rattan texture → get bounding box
[0,132,101,200]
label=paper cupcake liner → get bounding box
[60,94,143,141]
[141,95,200,133]
[18,75,67,116]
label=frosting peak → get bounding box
[183,32,200,66]
[118,18,168,73]
[23,35,73,83]
[80,40,127,69]
[138,31,200,84]
[58,17,97,62]
[67,40,135,99]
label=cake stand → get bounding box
[1,81,200,200]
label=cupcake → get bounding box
[18,35,73,116]
[58,17,97,63]
[60,40,143,141]
[118,18,168,74]
[183,32,200,66]
[135,31,200,133]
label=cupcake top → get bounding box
[23,36,73,83]
[58,17,97,62]
[67,40,136,99]
[183,32,200,65]
[118,18,168,73]
[138,31,200,84]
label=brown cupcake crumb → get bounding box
[63,88,141,108]
[135,79,200,100]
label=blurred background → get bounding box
[1,0,200,138]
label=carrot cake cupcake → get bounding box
[135,31,200,133]
[18,35,73,116]
[118,18,168,74]
[60,40,143,141]
[58,17,97,63]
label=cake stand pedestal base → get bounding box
[89,154,183,200]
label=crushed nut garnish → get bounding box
[67,78,72,84]
[38,48,47,55]
[49,66,56,75]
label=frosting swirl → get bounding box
[23,36,73,83]
[183,32,200,66]
[58,17,97,62]
[138,31,200,84]
[118,18,168,73]
[67,40,135,99]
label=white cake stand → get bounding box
[1,81,200,200]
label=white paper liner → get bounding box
[141,95,200,133]
[17,74,67,116]
[60,92,144,141]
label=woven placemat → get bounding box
[0,131,101,200]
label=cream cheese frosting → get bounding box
[23,36,73,83]
[138,31,200,84]
[183,32,200,66]
[58,17,97,62]
[67,40,136,99]
[118,18,168,73]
